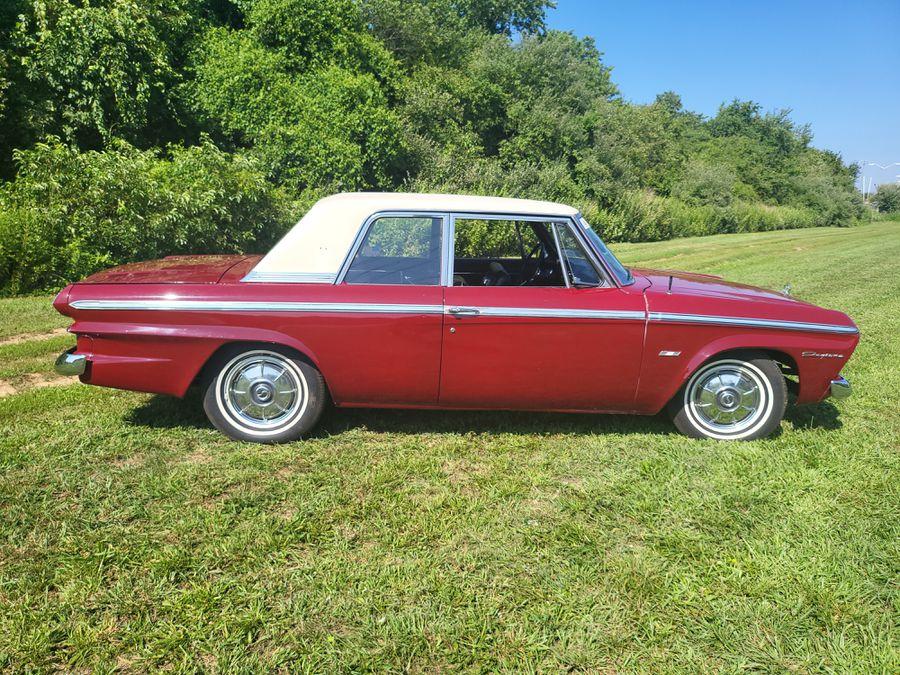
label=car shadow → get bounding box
[126,390,211,430]
[784,400,843,431]
[125,391,677,438]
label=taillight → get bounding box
[53,284,74,316]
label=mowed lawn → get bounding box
[1,221,898,672]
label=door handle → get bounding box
[448,306,480,317]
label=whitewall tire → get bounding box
[202,346,326,443]
[668,352,786,441]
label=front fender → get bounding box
[634,326,859,413]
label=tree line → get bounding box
[0,0,871,294]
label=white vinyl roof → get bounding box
[246,192,580,282]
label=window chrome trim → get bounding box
[334,210,449,286]
[550,223,571,289]
[442,211,454,287]
[242,271,337,284]
[648,312,859,335]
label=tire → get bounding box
[202,345,326,443]
[668,352,786,441]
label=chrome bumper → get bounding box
[55,349,87,376]
[830,376,851,400]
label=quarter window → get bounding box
[554,224,601,286]
[345,216,442,285]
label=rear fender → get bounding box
[70,321,323,397]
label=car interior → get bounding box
[452,219,566,287]
[343,215,603,287]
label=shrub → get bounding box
[584,190,820,243]
[871,184,900,213]
[0,138,294,295]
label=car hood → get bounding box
[633,267,812,306]
[80,255,255,284]
[633,266,858,332]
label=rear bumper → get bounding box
[830,376,851,400]
[55,348,88,376]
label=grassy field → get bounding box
[1,221,898,672]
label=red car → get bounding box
[53,193,858,442]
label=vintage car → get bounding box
[53,192,858,442]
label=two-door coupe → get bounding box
[53,193,858,442]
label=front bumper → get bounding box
[830,376,851,400]
[55,348,87,376]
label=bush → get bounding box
[0,138,294,295]
[871,184,900,213]
[585,190,820,243]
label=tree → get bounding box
[872,183,900,213]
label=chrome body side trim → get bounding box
[55,348,87,376]
[830,376,851,399]
[70,300,445,314]
[445,306,645,321]
[242,271,337,284]
[68,300,858,335]
[648,312,859,335]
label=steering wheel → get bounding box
[520,241,553,286]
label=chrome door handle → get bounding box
[448,306,480,316]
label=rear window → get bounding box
[344,216,442,285]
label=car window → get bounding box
[345,216,442,285]
[554,223,602,286]
[452,218,565,287]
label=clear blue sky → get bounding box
[547,0,900,191]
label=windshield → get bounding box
[579,217,633,286]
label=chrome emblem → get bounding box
[658,350,682,357]
[801,351,844,359]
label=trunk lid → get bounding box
[80,255,253,284]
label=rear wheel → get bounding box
[668,352,786,440]
[202,346,326,443]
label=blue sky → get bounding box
[547,1,900,191]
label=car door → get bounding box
[307,211,446,407]
[438,215,647,411]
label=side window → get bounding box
[345,216,442,285]
[554,224,602,287]
[452,218,565,287]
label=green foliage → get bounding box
[5,1,204,154]
[871,183,900,213]
[0,0,869,293]
[590,191,818,243]
[0,138,293,295]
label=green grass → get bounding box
[1,221,898,672]
[0,294,69,340]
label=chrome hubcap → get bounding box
[687,361,769,436]
[219,352,306,432]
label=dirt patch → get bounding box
[181,448,213,464]
[0,373,76,398]
[23,373,74,389]
[112,454,146,469]
[0,327,68,347]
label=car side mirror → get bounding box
[572,276,601,288]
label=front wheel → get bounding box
[202,346,326,443]
[668,353,786,441]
